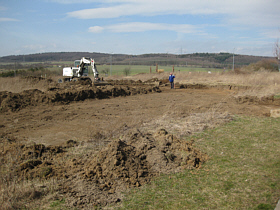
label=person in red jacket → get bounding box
[169,72,175,89]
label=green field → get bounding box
[0,59,229,77]
[37,63,221,77]
[117,116,280,210]
[97,65,219,76]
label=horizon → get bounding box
[0,51,274,58]
[0,0,279,57]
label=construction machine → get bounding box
[59,57,105,85]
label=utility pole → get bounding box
[110,53,112,76]
[14,61,16,77]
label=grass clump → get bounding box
[118,116,280,209]
[50,198,66,208]
[274,94,280,99]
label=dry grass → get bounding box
[121,71,280,86]
[1,71,280,97]
[121,71,280,97]
[141,111,232,139]
[0,139,63,209]
[0,177,63,210]
[140,93,233,138]
[0,77,53,93]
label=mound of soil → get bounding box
[83,128,207,184]
[235,95,280,105]
[107,78,171,86]
[0,83,161,112]
[106,79,143,85]
[1,140,76,181]
[1,129,208,208]
[67,129,207,208]
[24,76,53,83]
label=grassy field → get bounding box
[42,64,220,77]
[0,61,221,77]
[96,65,219,76]
[117,116,280,210]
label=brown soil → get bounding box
[1,128,207,208]
[0,76,279,209]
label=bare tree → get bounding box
[274,39,279,58]
[274,32,280,72]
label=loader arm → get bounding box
[78,57,99,79]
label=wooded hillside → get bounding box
[0,52,273,68]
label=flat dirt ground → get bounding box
[1,76,279,209]
[1,78,278,146]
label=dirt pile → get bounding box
[106,79,144,85]
[106,78,171,87]
[1,129,208,208]
[0,82,161,112]
[65,129,208,208]
[1,139,78,181]
[83,128,207,182]
[234,95,280,105]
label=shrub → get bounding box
[0,70,16,77]
[123,67,131,76]
[0,67,61,78]
[249,59,278,72]
[102,68,109,76]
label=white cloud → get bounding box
[88,26,104,33]
[68,5,132,19]
[23,44,45,51]
[49,0,140,4]
[47,0,100,4]
[67,0,280,28]
[0,18,19,22]
[89,22,200,34]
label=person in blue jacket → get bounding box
[169,72,175,89]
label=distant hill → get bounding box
[0,52,120,63]
[0,52,274,68]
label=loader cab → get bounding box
[74,60,89,76]
[74,60,80,68]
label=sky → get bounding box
[0,0,279,57]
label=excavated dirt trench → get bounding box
[1,78,279,113]
[0,81,161,112]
